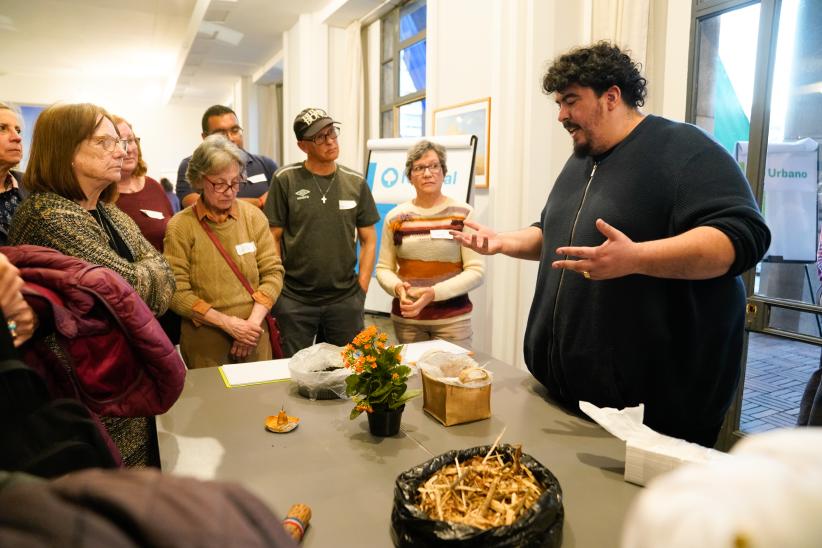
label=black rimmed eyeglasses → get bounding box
[410,163,442,175]
[304,125,341,145]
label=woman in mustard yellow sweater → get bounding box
[164,136,284,369]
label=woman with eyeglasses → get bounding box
[164,135,284,369]
[375,140,485,346]
[112,115,174,253]
[7,102,177,467]
[8,103,174,316]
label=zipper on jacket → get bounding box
[548,162,597,398]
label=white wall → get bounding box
[659,0,691,121]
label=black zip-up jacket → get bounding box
[524,115,771,446]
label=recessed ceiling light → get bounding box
[198,21,243,46]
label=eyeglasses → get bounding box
[92,135,128,153]
[208,126,243,138]
[410,162,442,175]
[305,125,340,145]
[124,137,141,148]
[204,175,245,194]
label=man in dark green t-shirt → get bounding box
[264,108,379,356]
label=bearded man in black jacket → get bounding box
[452,42,770,447]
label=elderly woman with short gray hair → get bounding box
[375,139,485,346]
[163,135,284,369]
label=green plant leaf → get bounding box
[389,389,422,409]
[392,389,422,408]
[349,407,363,420]
[371,381,393,398]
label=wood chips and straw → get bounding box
[415,430,545,530]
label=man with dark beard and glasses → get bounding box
[451,42,770,447]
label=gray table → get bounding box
[157,355,640,547]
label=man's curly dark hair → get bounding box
[542,41,647,108]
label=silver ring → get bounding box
[7,320,17,338]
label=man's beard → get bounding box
[573,139,592,158]
[564,122,592,158]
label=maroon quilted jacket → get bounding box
[0,245,185,417]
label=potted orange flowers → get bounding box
[343,326,421,436]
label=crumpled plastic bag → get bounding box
[288,343,350,400]
[417,350,493,388]
[391,444,563,547]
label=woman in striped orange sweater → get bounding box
[375,140,485,346]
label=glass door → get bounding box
[689,0,822,448]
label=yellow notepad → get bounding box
[218,358,292,388]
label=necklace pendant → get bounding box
[321,195,327,204]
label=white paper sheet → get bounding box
[401,339,471,364]
[218,358,291,388]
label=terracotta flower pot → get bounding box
[367,405,405,436]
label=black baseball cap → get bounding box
[294,108,338,140]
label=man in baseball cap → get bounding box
[264,107,379,356]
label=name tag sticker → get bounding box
[235,242,257,255]
[339,200,357,210]
[247,173,267,184]
[430,229,453,239]
[140,209,165,219]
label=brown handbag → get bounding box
[198,219,283,359]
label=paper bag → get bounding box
[421,370,491,426]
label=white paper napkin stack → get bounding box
[578,401,727,486]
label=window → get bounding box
[380,0,426,138]
[688,0,822,444]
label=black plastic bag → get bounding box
[391,444,563,547]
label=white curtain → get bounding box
[591,0,651,69]
[337,20,365,171]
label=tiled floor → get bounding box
[367,314,817,434]
[741,332,817,433]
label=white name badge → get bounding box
[430,229,453,239]
[235,241,257,255]
[247,173,268,184]
[339,200,357,210]
[140,209,165,220]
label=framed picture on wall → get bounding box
[433,97,491,188]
